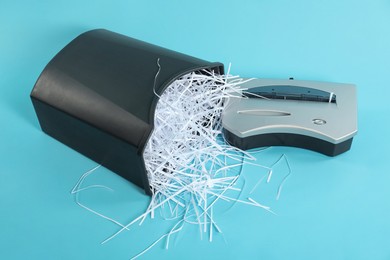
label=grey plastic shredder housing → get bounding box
[222,78,357,156]
[30,29,223,195]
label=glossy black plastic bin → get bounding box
[31,29,224,195]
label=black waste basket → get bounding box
[31,29,224,195]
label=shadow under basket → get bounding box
[30,29,224,195]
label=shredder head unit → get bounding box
[222,78,357,156]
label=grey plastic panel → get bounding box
[222,78,357,145]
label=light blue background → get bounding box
[1,1,390,259]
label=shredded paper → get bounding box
[72,67,291,259]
